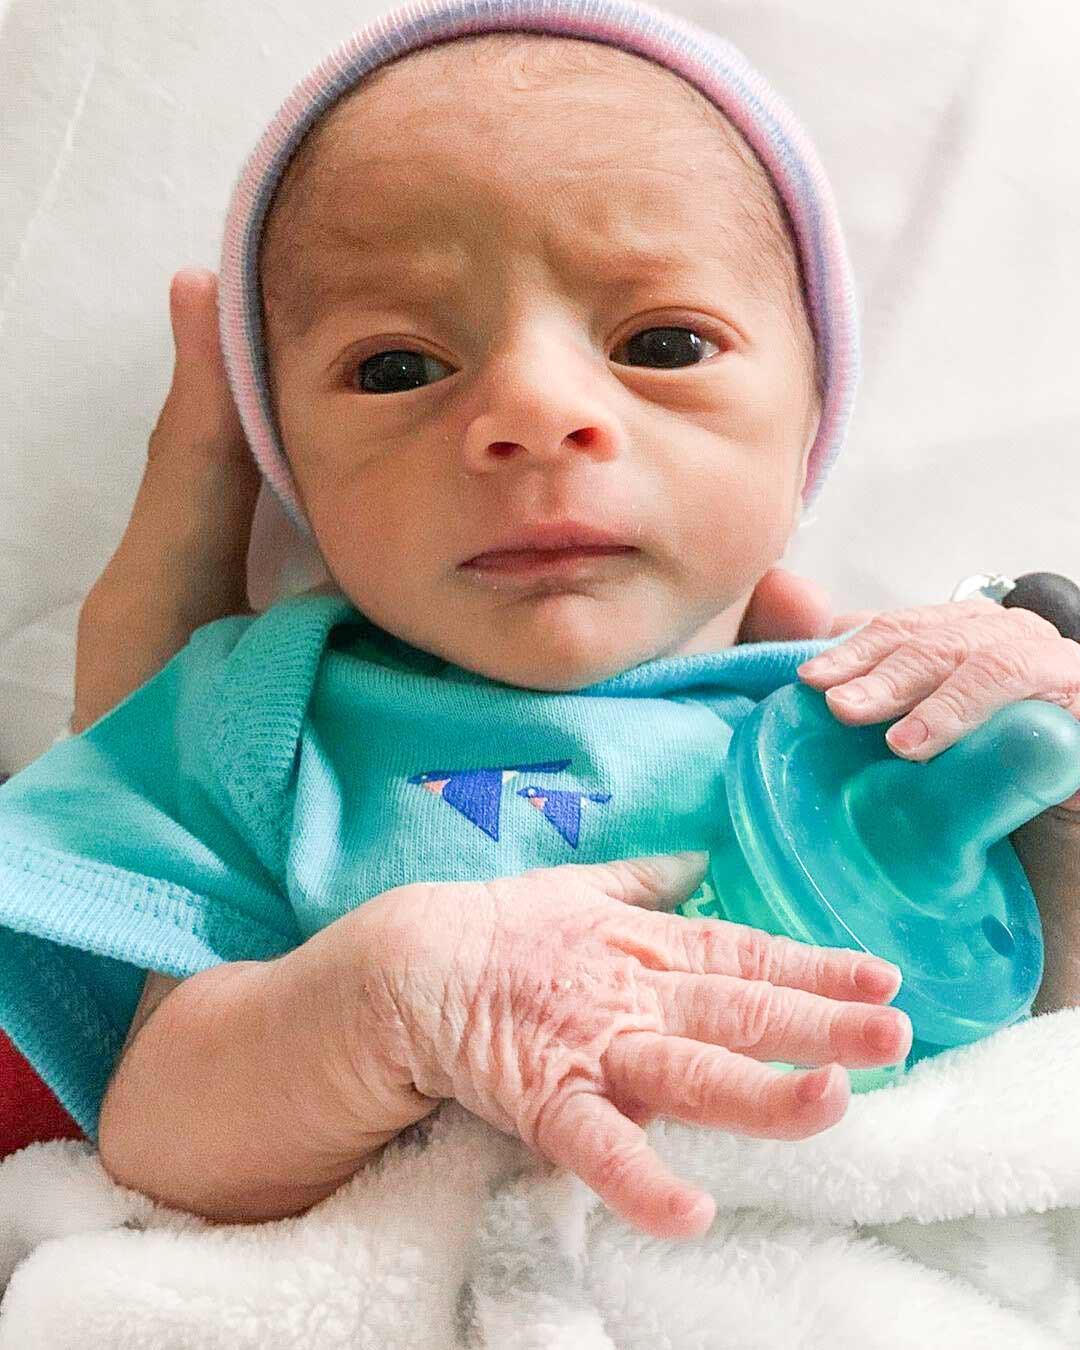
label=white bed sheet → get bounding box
[1,0,1078,774]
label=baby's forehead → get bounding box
[260,34,803,345]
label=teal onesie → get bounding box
[0,589,860,1143]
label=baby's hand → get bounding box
[798,597,1080,817]
[353,853,910,1241]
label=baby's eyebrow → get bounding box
[272,238,748,348]
[320,223,702,281]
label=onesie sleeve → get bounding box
[0,614,303,1144]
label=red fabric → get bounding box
[0,772,86,1156]
[0,1027,85,1158]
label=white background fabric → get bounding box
[3,1011,1080,1346]
[2,0,1078,774]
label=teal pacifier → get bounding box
[679,570,1080,1094]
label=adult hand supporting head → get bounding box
[73,269,262,734]
[736,566,879,646]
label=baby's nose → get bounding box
[486,425,610,461]
[460,404,622,474]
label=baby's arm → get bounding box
[97,905,438,1223]
[99,857,908,1236]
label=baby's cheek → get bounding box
[674,477,790,594]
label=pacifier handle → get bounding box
[952,570,1080,640]
[846,697,1080,900]
[1001,572,1080,642]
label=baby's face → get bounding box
[261,36,820,691]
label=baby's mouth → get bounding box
[461,544,638,576]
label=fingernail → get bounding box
[864,1011,903,1055]
[827,683,869,706]
[671,1190,714,1225]
[854,962,902,998]
[887,718,929,751]
[796,1065,836,1105]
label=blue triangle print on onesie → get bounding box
[517,786,613,849]
[407,760,572,841]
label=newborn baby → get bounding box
[2,7,1076,1243]
[254,33,822,692]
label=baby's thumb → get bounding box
[595,851,711,912]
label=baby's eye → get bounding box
[613,325,722,370]
[353,349,452,395]
[348,324,722,395]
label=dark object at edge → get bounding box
[1002,572,1080,643]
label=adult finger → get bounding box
[84,269,261,630]
[736,567,836,644]
[74,270,262,730]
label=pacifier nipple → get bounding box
[845,701,1080,909]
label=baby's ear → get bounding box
[792,419,819,528]
[797,373,822,463]
[789,472,809,535]
[801,402,821,459]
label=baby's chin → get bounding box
[470,650,639,693]
[331,570,741,689]
[422,597,709,692]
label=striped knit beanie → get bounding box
[218,0,860,542]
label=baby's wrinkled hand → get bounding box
[798,598,1080,816]
[355,853,910,1241]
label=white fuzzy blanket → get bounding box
[1,1010,1079,1348]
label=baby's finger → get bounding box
[531,1084,719,1239]
[602,1031,849,1143]
[645,970,911,1069]
[882,637,1080,761]
[798,599,1005,683]
[819,624,1006,724]
[826,609,879,638]
[640,915,903,1007]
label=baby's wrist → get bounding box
[272,911,439,1162]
